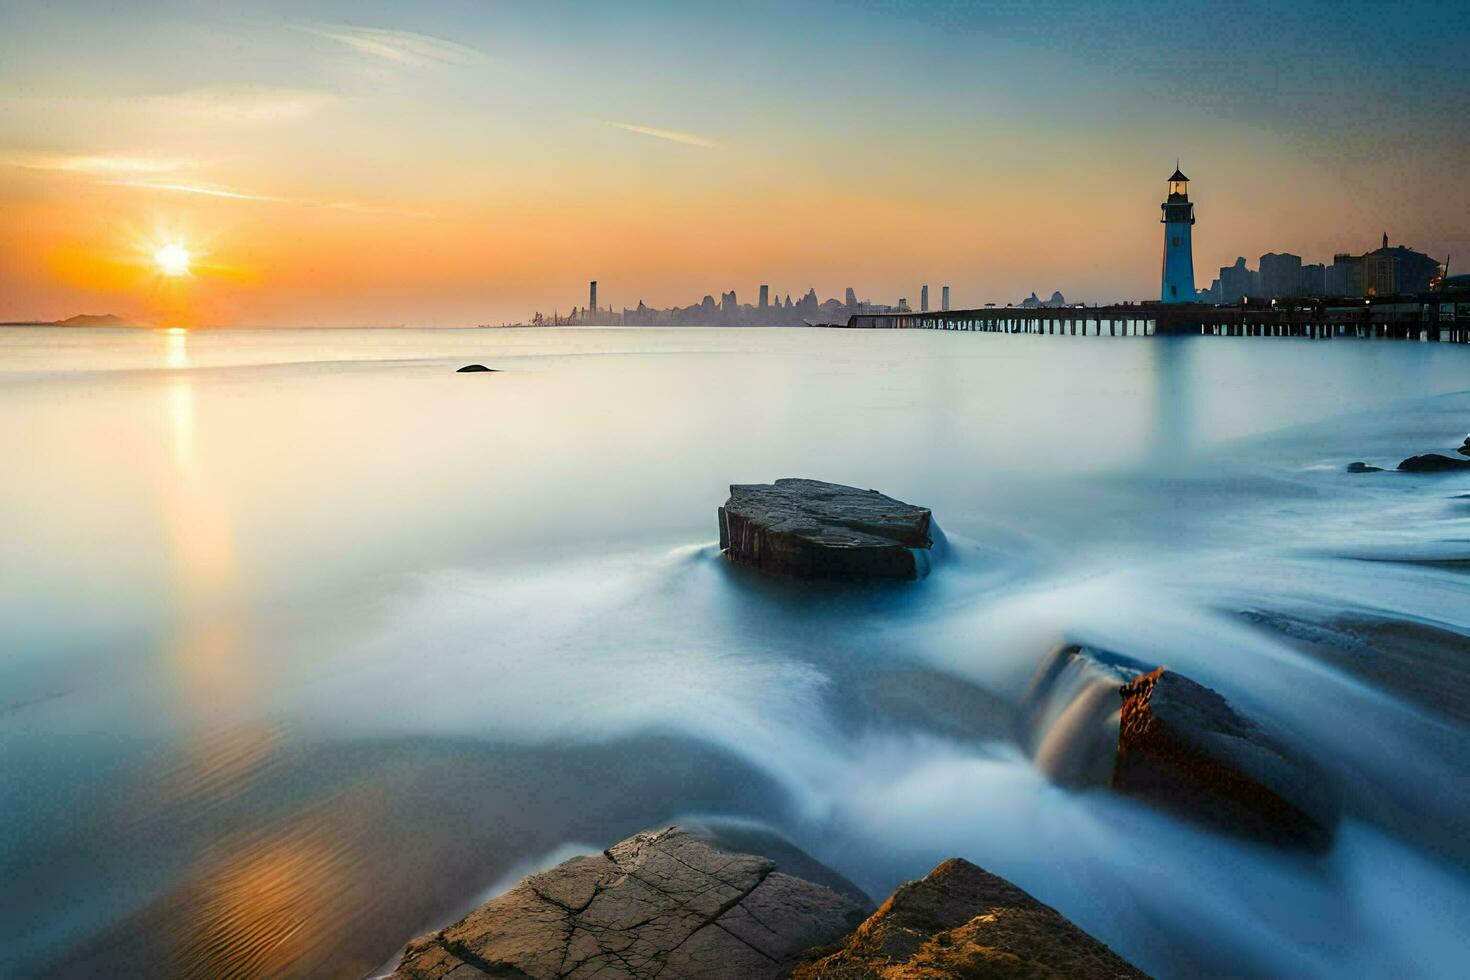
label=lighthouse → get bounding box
[1160,165,1195,303]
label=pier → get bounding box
[840,299,1470,342]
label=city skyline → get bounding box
[1,1,1467,326]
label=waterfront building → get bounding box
[1160,166,1196,303]
[941,285,950,311]
[1327,253,1363,296]
[1219,257,1253,303]
[759,284,769,309]
[1365,235,1441,295]
[1301,263,1325,297]
[844,287,857,308]
[921,284,929,313]
[1259,252,1302,299]
[589,280,598,314]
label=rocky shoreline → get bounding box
[383,471,1443,977]
[388,826,1146,979]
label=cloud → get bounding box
[147,86,334,125]
[293,24,479,66]
[0,152,195,175]
[607,121,717,149]
[106,179,425,216]
[107,180,284,203]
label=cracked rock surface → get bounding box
[791,858,1148,979]
[389,827,869,980]
[718,479,933,581]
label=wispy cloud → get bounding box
[147,86,334,125]
[107,179,425,216]
[293,23,479,66]
[107,181,283,203]
[3,153,195,175]
[607,121,717,149]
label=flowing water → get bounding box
[1,326,1467,978]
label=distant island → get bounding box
[0,313,146,328]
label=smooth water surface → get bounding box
[2,326,1468,977]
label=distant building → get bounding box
[759,284,769,309]
[1365,235,1441,295]
[920,284,929,313]
[589,280,598,313]
[1363,252,1397,296]
[1160,165,1196,303]
[1326,253,1363,297]
[1219,257,1253,303]
[1258,252,1302,299]
[1301,263,1325,297]
[941,285,951,311]
[844,287,857,308]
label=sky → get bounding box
[0,0,1466,326]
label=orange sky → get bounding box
[1,2,1465,326]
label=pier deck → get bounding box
[840,299,1470,342]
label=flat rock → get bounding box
[718,479,932,581]
[1114,668,1337,852]
[456,364,498,373]
[390,826,869,980]
[1346,461,1383,473]
[1398,453,1470,472]
[791,858,1147,979]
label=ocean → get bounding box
[1,325,1467,977]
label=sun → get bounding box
[154,243,193,277]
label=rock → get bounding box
[1457,435,1470,457]
[718,479,932,581]
[791,858,1147,979]
[1113,668,1337,852]
[457,364,498,373]
[1397,453,1470,472]
[1346,461,1383,473]
[390,826,869,980]
[1018,645,1149,787]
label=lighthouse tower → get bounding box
[1160,165,1195,303]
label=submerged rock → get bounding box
[1346,461,1383,473]
[1398,453,1470,472]
[456,364,498,373]
[718,479,932,581]
[791,858,1147,979]
[1114,668,1337,852]
[1018,644,1148,787]
[390,826,869,980]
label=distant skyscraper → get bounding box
[844,287,857,308]
[1219,257,1252,303]
[1363,252,1398,296]
[1160,165,1195,303]
[1301,263,1325,297]
[589,280,598,313]
[1259,252,1302,298]
[1327,253,1364,296]
[759,284,769,309]
[920,284,929,313]
[1365,237,1440,295]
[941,285,950,311]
